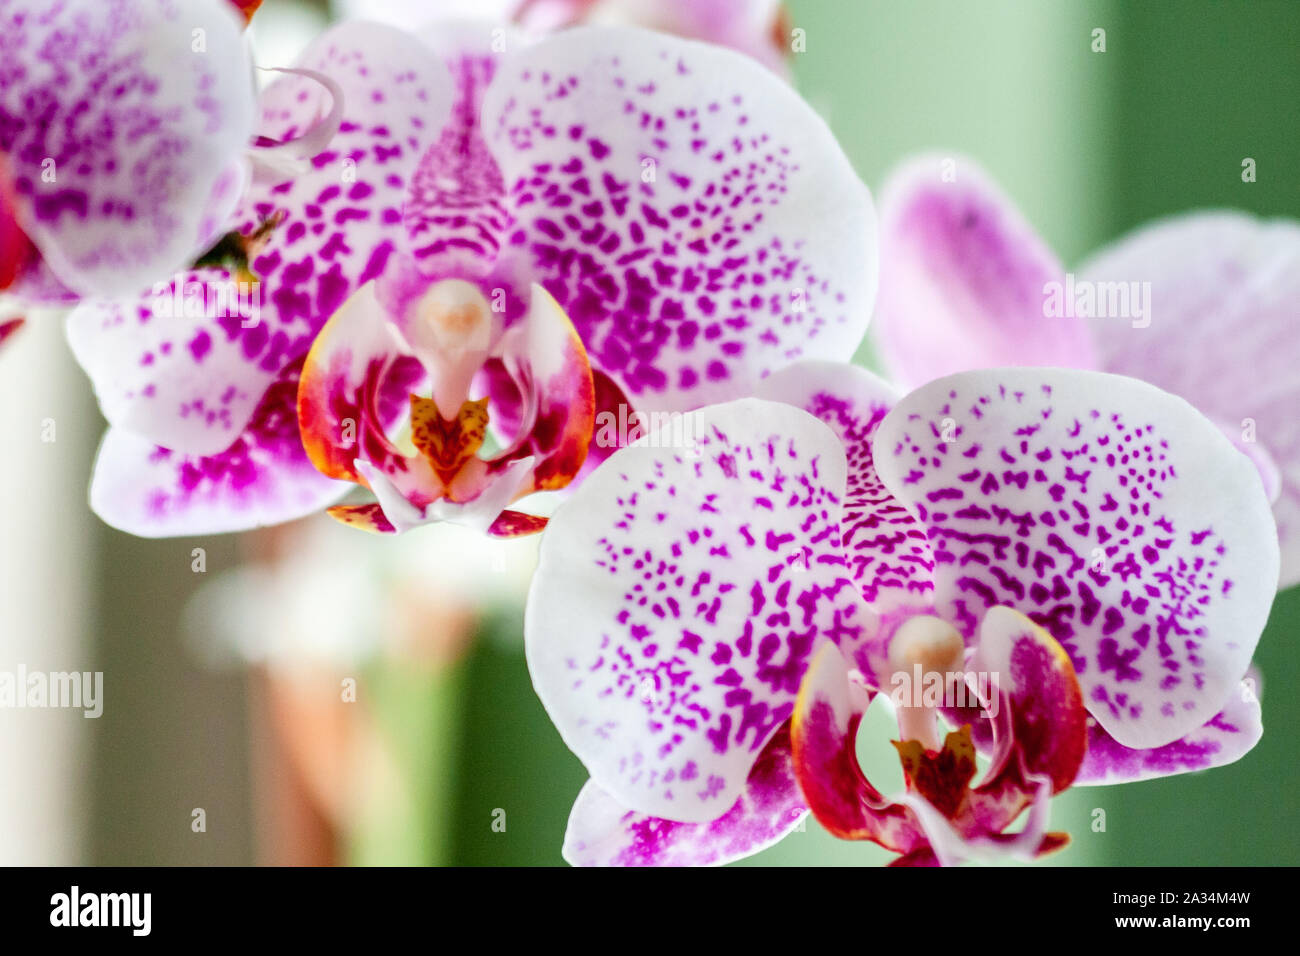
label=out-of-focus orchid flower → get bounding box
[73,22,873,538]
[525,362,1278,865]
[335,0,792,75]
[873,153,1300,588]
[0,0,255,302]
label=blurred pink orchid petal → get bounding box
[0,0,255,301]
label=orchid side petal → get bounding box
[1076,666,1263,785]
[525,398,865,822]
[562,723,805,867]
[88,365,350,537]
[481,26,875,413]
[872,154,1095,390]
[1080,211,1300,588]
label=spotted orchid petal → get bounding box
[402,22,525,279]
[526,398,867,822]
[872,154,1095,391]
[0,0,254,298]
[89,363,350,537]
[523,0,792,76]
[1077,666,1262,785]
[562,723,806,867]
[65,21,452,461]
[67,268,269,458]
[873,368,1279,750]
[1080,212,1300,588]
[758,361,936,620]
[482,26,875,414]
[338,0,792,76]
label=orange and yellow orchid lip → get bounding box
[297,255,595,537]
[789,607,1086,867]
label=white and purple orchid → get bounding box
[525,361,1278,865]
[70,21,874,538]
[0,0,256,304]
[873,153,1300,588]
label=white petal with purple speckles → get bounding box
[67,21,453,458]
[759,360,936,616]
[88,366,350,537]
[227,20,454,393]
[1076,667,1263,785]
[526,398,866,822]
[67,268,269,457]
[1081,211,1300,589]
[872,154,1095,391]
[0,0,254,297]
[482,27,875,413]
[401,21,528,278]
[873,368,1278,750]
[563,723,806,867]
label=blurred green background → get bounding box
[68,0,1300,866]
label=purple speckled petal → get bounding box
[0,0,254,297]
[89,362,350,537]
[482,26,875,413]
[65,21,452,459]
[562,723,805,866]
[758,360,936,617]
[401,23,525,278]
[230,21,452,384]
[525,398,867,822]
[67,268,270,457]
[1077,666,1263,785]
[873,368,1278,750]
[1081,212,1300,588]
[872,154,1095,391]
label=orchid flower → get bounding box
[0,0,255,304]
[524,361,1278,865]
[71,22,873,538]
[872,153,1300,588]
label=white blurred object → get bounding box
[186,513,540,671]
[0,309,94,864]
